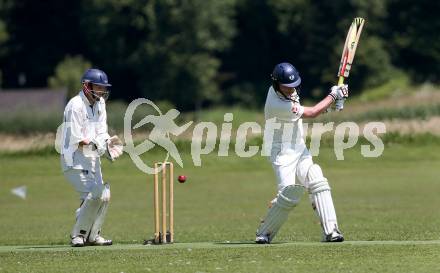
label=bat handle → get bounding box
[337,76,345,86]
[335,76,346,111]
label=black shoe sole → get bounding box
[71,243,85,247]
[86,241,113,246]
[324,237,344,242]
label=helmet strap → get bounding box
[83,83,100,103]
[274,85,300,102]
[276,90,294,101]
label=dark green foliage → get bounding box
[0,0,84,88]
[48,55,92,99]
[385,0,440,83]
[0,0,438,108]
[79,0,237,110]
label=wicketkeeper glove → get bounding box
[92,134,123,161]
[92,134,110,156]
[105,135,124,162]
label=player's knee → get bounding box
[307,164,330,194]
[276,184,305,209]
[80,192,89,200]
[90,183,111,201]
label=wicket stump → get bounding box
[147,162,174,244]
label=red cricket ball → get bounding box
[177,175,187,183]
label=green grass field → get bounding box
[1,144,440,272]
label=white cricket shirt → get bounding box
[263,86,306,158]
[60,91,110,172]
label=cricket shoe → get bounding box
[87,235,113,246]
[255,234,270,244]
[71,235,85,247]
[323,228,344,242]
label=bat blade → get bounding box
[333,17,365,111]
[337,17,365,83]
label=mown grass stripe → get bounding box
[1,240,440,253]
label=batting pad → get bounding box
[307,164,338,235]
[256,185,304,242]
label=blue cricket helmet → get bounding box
[81,68,112,87]
[271,62,301,88]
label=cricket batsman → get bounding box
[256,62,348,243]
[60,68,123,247]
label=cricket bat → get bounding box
[335,17,365,111]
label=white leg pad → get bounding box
[72,183,110,240]
[72,194,102,239]
[256,185,304,242]
[88,201,109,241]
[307,164,339,235]
[89,183,111,241]
[75,207,81,220]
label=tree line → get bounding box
[0,0,438,110]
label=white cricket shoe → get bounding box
[87,235,113,246]
[323,228,344,242]
[71,235,85,247]
[255,234,270,244]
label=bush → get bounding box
[48,55,92,99]
[359,71,411,102]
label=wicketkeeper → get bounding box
[60,68,123,247]
[256,62,348,243]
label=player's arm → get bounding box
[63,108,89,147]
[300,85,349,119]
[302,96,334,118]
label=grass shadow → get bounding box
[17,245,68,250]
[213,241,286,245]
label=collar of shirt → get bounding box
[271,87,300,103]
[79,90,99,117]
[79,90,94,107]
